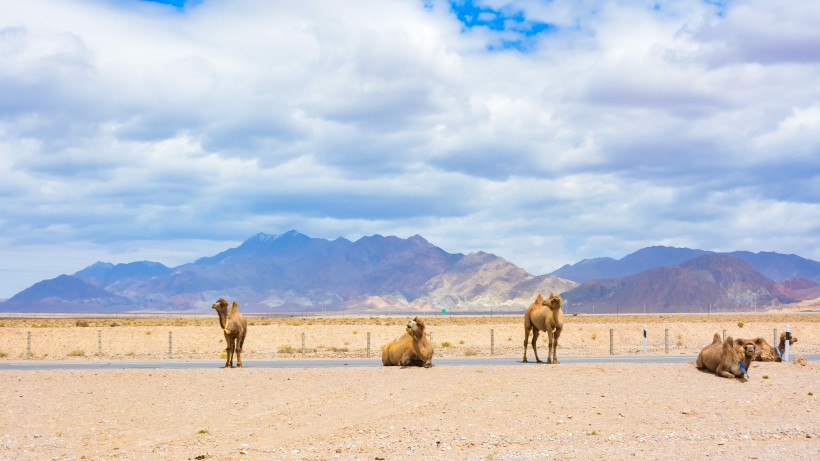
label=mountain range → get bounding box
[0,231,575,313]
[2,231,818,314]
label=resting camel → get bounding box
[696,333,755,380]
[211,298,248,368]
[381,317,434,368]
[733,332,798,362]
[523,292,564,364]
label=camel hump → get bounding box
[711,333,721,344]
[229,301,240,314]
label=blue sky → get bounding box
[1,0,819,298]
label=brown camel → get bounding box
[523,292,564,364]
[211,298,248,368]
[381,317,434,368]
[696,333,755,380]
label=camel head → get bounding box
[405,317,426,340]
[544,291,562,311]
[778,332,797,349]
[211,298,229,314]
[738,339,756,359]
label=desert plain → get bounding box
[0,312,818,460]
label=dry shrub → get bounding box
[67,349,85,357]
[75,320,90,327]
[278,345,297,354]
[326,346,349,353]
[463,348,478,357]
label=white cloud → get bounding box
[0,0,819,297]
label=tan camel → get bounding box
[381,317,434,368]
[211,298,248,368]
[523,292,564,364]
[696,333,755,380]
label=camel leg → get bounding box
[523,326,531,363]
[399,352,414,367]
[225,339,235,368]
[551,326,562,364]
[531,330,542,363]
[546,328,554,364]
[236,332,246,368]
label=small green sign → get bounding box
[441,308,446,314]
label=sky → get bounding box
[1,0,819,298]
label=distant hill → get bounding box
[551,246,820,283]
[1,231,576,313]
[2,274,132,313]
[562,254,802,314]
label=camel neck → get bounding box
[216,310,227,330]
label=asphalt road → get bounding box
[3,354,817,370]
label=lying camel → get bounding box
[523,292,564,364]
[733,332,798,362]
[696,333,755,380]
[211,298,248,368]
[381,317,433,368]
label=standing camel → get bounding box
[211,298,248,368]
[523,292,564,364]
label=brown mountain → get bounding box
[563,254,801,314]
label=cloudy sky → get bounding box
[1,0,819,298]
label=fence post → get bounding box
[367,332,371,358]
[609,329,613,356]
[665,328,669,354]
[27,331,31,359]
[98,329,103,357]
[643,325,647,354]
[722,330,726,342]
[301,332,306,358]
[491,329,495,356]
[773,329,777,348]
[784,325,791,362]
[168,331,173,359]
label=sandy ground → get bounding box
[0,314,817,460]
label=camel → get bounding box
[696,333,755,380]
[381,317,434,368]
[211,298,248,368]
[523,291,564,364]
[733,332,798,362]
